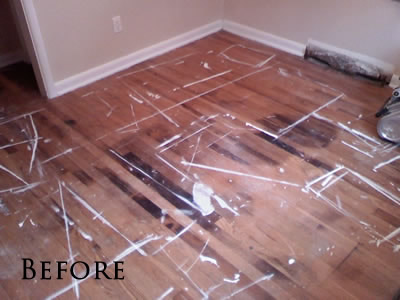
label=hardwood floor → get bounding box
[0,31,399,299]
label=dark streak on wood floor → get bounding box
[0,31,399,300]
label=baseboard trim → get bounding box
[51,18,398,97]
[222,20,306,57]
[0,51,23,69]
[54,20,223,98]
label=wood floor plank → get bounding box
[0,31,399,299]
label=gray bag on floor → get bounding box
[376,87,400,143]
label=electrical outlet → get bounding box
[112,16,122,33]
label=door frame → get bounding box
[10,0,56,98]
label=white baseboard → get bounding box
[0,51,23,69]
[222,20,306,57]
[54,20,223,98]
[50,18,397,97]
[222,21,396,83]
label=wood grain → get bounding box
[0,31,399,299]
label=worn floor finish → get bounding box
[0,32,399,299]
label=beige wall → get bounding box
[0,0,21,56]
[225,0,400,73]
[33,0,224,82]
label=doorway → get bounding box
[1,0,50,98]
